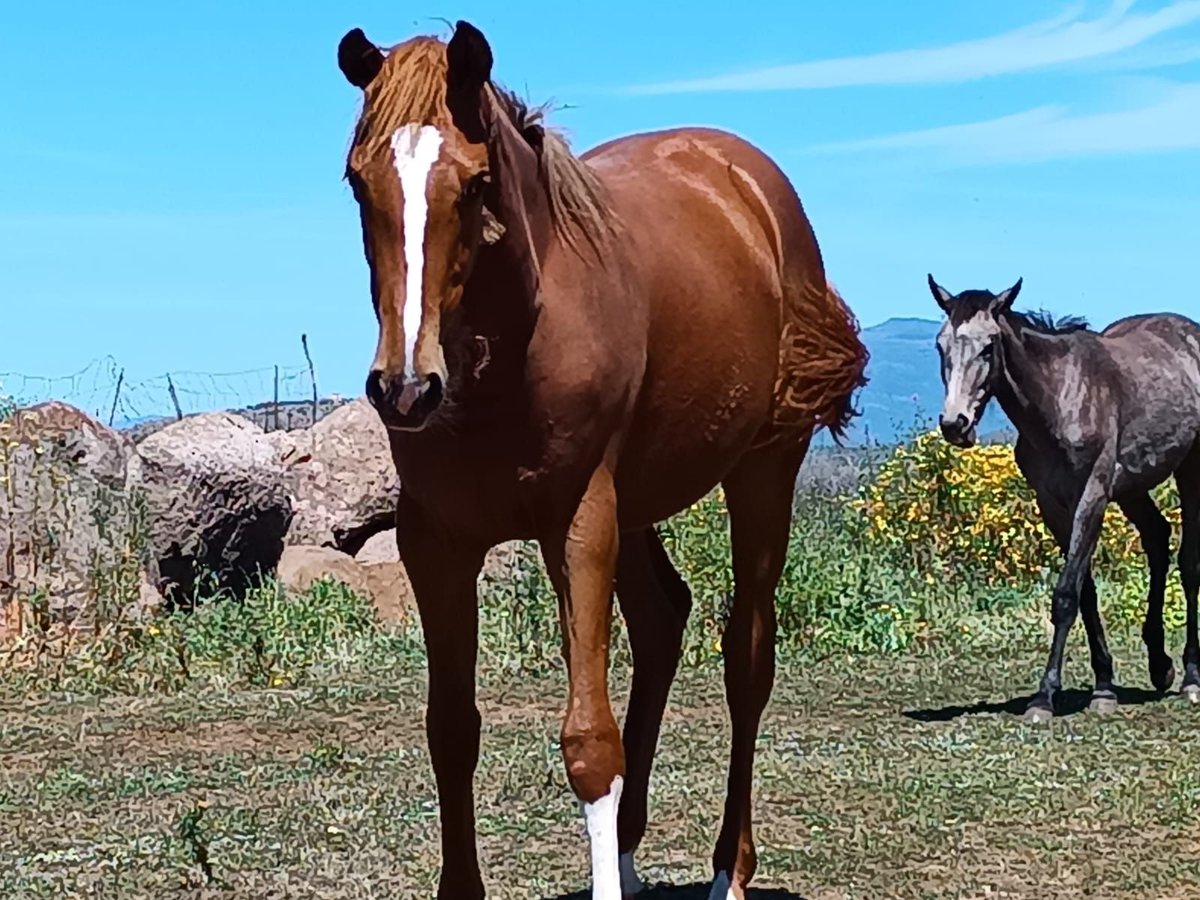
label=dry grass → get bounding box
[3,635,1200,899]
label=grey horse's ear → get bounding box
[928,274,953,313]
[995,277,1023,311]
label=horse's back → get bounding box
[584,127,823,295]
[1102,311,1200,341]
[1101,312,1200,385]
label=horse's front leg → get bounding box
[541,464,625,900]
[1026,453,1115,724]
[397,491,488,899]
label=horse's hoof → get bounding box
[707,870,738,900]
[1024,705,1053,725]
[1151,661,1176,693]
[619,852,645,898]
[1089,691,1118,714]
[1182,684,1200,705]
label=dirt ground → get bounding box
[3,640,1200,899]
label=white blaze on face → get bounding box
[938,312,999,425]
[390,124,445,379]
[583,775,624,900]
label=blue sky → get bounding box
[2,0,1199,404]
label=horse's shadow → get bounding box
[550,884,805,899]
[904,684,1167,722]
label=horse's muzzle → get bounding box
[939,413,977,448]
[366,370,444,430]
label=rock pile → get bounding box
[0,398,418,637]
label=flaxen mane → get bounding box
[349,35,617,253]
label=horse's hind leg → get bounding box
[1175,442,1200,701]
[710,437,810,900]
[613,527,692,895]
[1118,492,1175,692]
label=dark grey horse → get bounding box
[929,273,1200,723]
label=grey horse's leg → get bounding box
[1176,443,1200,701]
[1118,492,1175,693]
[1027,451,1116,723]
[1035,486,1115,710]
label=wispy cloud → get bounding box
[806,80,1200,164]
[626,0,1200,94]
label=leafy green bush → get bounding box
[856,429,1183,632]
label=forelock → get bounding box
[946,290,997,326]
[950,309,999,344]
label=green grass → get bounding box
[3,586,1200,899]
[2,438,1196,898]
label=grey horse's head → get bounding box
[927,274,1023,448]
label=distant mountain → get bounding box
[829,317,1013,447]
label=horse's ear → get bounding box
[995,277,1023,311]
[447,20,493,86]
[928,274,953,313]
[446,21,494,143]
[338,28,384,89]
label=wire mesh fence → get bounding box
[0,345,347,438]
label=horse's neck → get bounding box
[995,321,1073,448]
[451,244,539,395]
[482,91,554,291]
[449,92,558,398]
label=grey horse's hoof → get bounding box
[1151,660,1176,693]
[1182,684,1200,705]
[1089,691,1118,714]
[1024,705,1053,725]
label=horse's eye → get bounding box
[981,344,994,360]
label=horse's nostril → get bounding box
[955,414,969,430]
[365,370,386,408]
[425,373,444,408]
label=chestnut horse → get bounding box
[336,20,867,900]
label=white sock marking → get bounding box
[583,775,624,900]
[390,124,444,379]
[619,851,645,895]
[707,870,736,900]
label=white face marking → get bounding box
[707,870,736,900]
[390,124,445,379]
[939,312,999,425]
[582,775,623,900]
[619,851,645,895]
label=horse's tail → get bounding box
[773,277,870,444]
[818,279,870,443]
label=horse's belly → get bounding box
[615,326,779,528]
[615,424,761,529]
